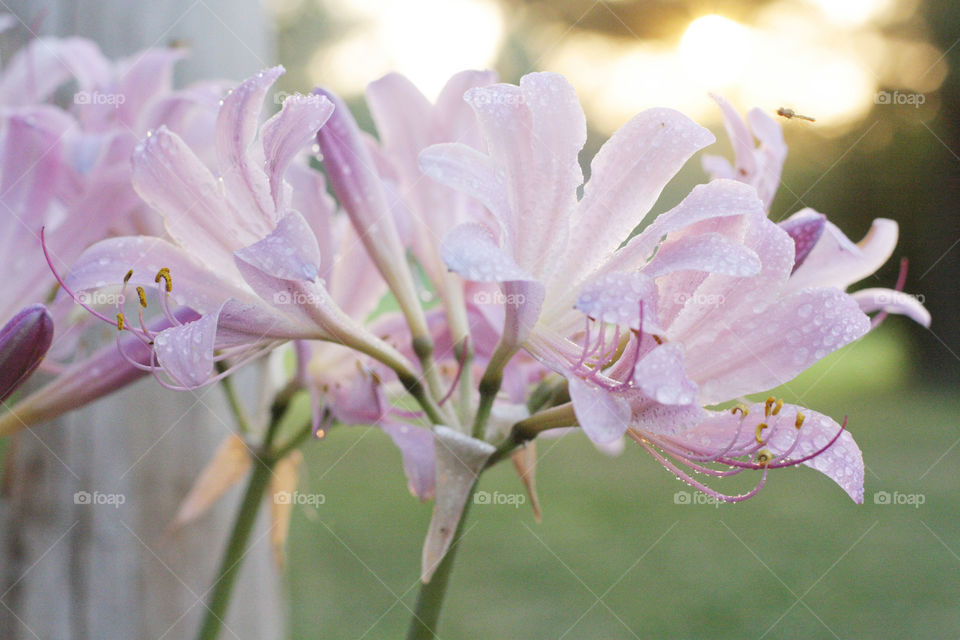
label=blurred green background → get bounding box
[267,1,959,637]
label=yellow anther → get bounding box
[755,422,768,444]
[155,267,172,293]
[116,312,125,331]
[772,398,783,416]
[755,449,773,467]
[136,286,148,308]
[764,397,776,417]
[731,404,749,417]
[795,412,805,430]
[123,269,134,284]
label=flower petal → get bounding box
[670,403,864,503]
[381,423,436,501]
[745,107,787,208]
[644,232,761,279]
[440,223,535,283]
[132,126,266,273]
[154,306,223,388]
[0,37,111,105]
[633,342,698,405]
[851,288,931,327]
[568,108,715,275]
[788,216,898,292]
[603,180,765,274]
[418,142,510,231]
[575,271,661,333]
[63,235,250,314]
[216,66,284,222]
[568,377,630,445]
[233,211,322,282]
[779,210,826,273]
[260,92,333,209]
[688,287,871,404]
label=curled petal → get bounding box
[779,210,826,273]
[568,377,630,445]
[234,211,322,282]
[440,223,535,283]
[154,306,223,388]
[261,92,334,209]
[851,288,931,327]
[216,66,284,222]
[633,343,699,406]
[788,217,899,292]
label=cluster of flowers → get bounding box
[0,23,929,577]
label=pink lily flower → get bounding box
[703,94,930,328]
[422,72,871,501]
[568,210,869,502]
[60,67,418,395]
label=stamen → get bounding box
[755,449,773,467]
[155,267,172,293]
[136,286,148,308]
[764,397,776,417]
[731,404,749,417]
[795,412,805,429]
[754,422,768,444]
[116,313,125,331]
[772,398,783,415]
[124,269,134,284]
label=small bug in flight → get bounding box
[776,107,815,122]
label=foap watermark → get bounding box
[273,491,325,507]
[274,91,295,105]
[874,90,925,108]
[873,490,925,508]
[870,290,925,307]
[77,291,125,306]
[74,90,126,109]
[74,490,126,508]
[273,291,322,306]
[473,490,526,508]
[473,290,526,308]
[673,292,725,308]
[673,490,722,508]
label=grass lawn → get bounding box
[286,327,959,639]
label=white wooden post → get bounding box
[0,2,284,639]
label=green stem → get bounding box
[486,403,578,467]
[406,494,474,640]
[195,389,293,640]
[471,341,516,439]
[216,361,253,435]
[195,453,274,640]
